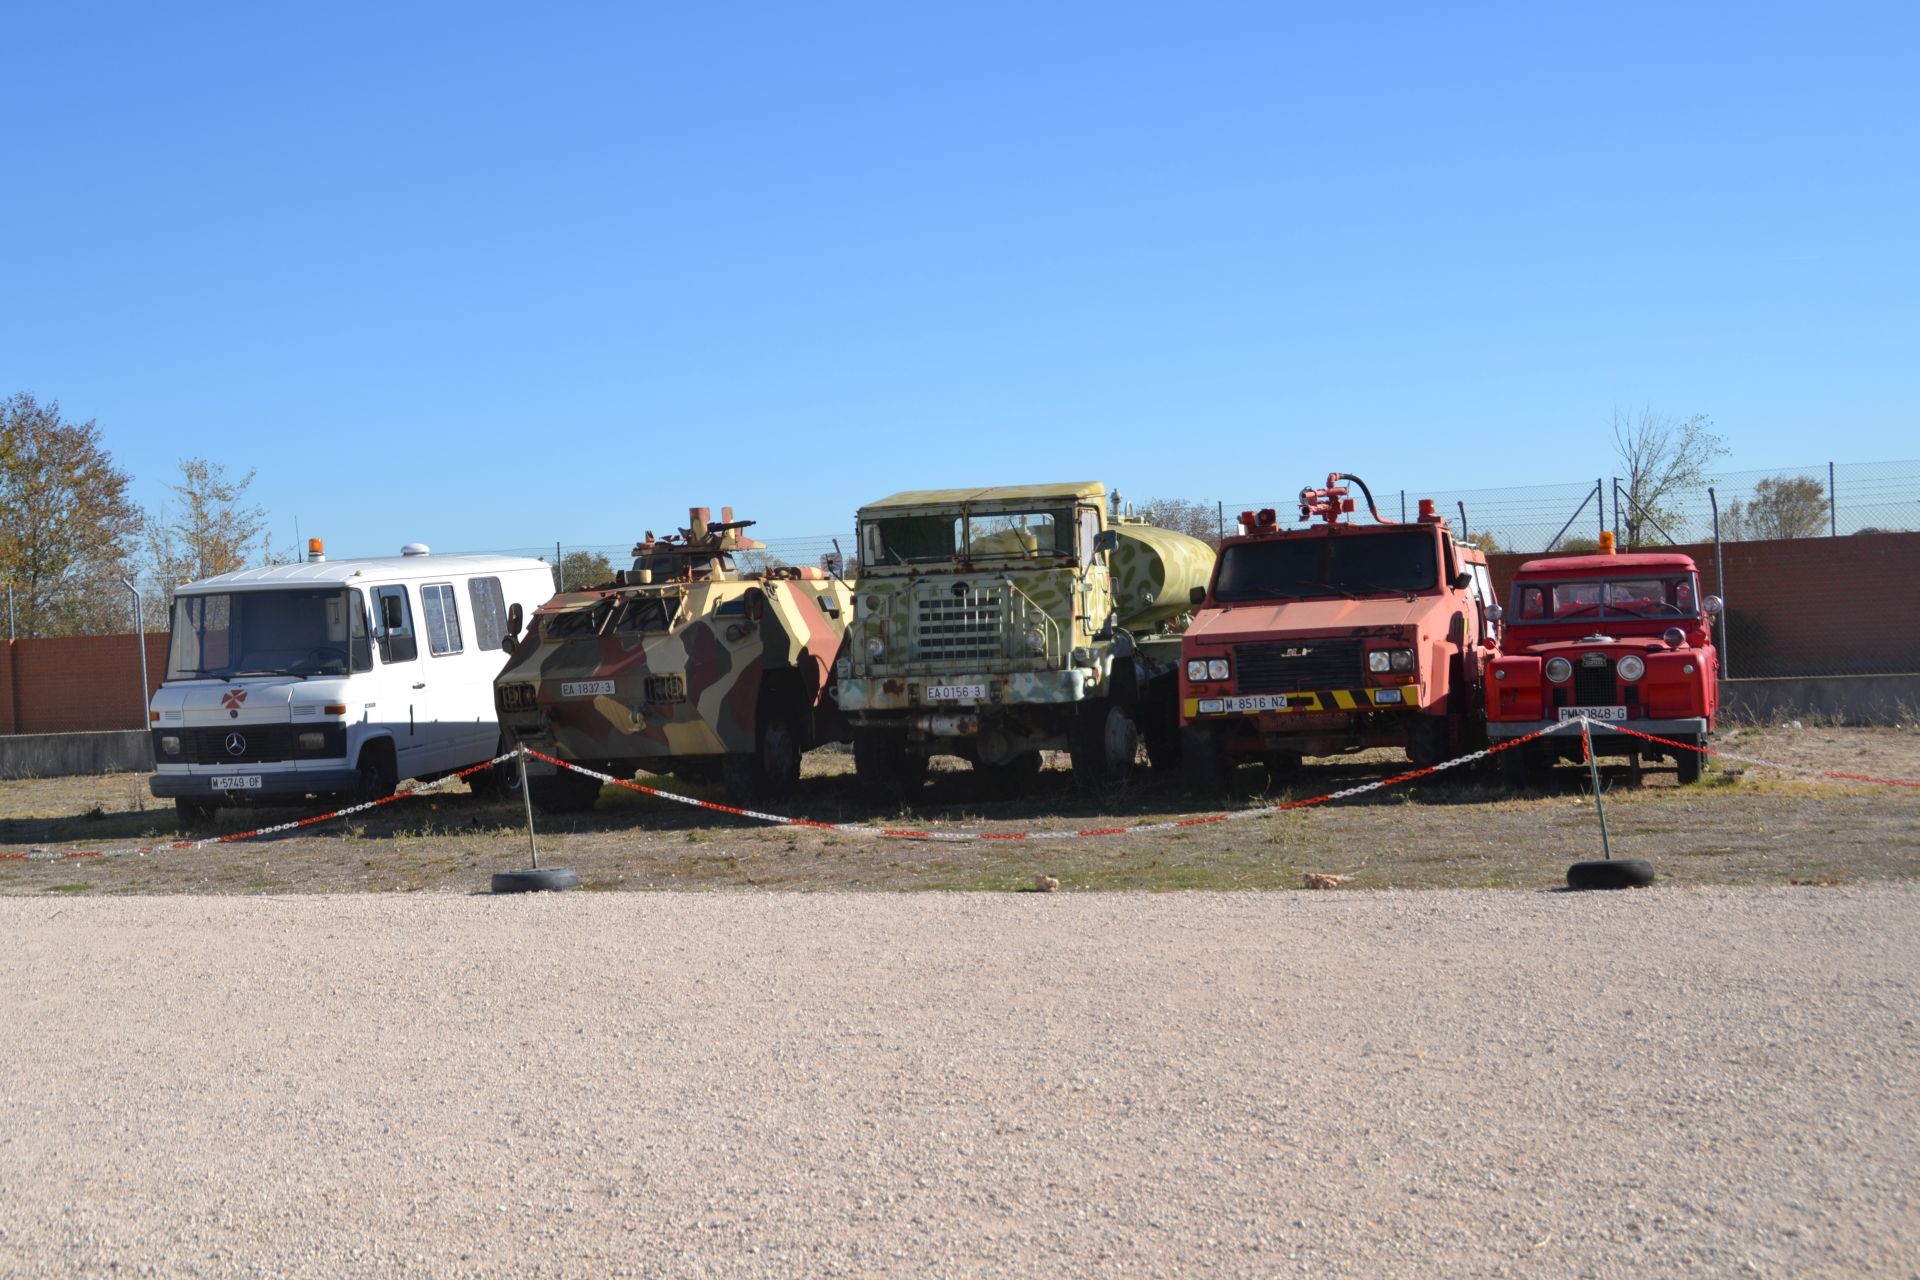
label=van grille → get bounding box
[1234,638,1364,693]
[913,590,1007,663]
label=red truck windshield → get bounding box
[1511,575,1698,623]
[1214,530,1439,602]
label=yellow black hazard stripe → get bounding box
[1183,685,1420,717]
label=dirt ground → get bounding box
[2,724,1916,896]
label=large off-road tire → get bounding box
[1263,751,1303,789]
[1069,700,1138,793]
[351,741,398,806]
[1139,672,1182,772]
[1674,736,1705,785]
[853,728,928,806]
[1405,715,1449,768]
[1180,723,1229,794]
[1566,858,1655,891]
[490,867,581,893]
[722,711,803,806]
[174,798,219,829]
[529,766,602,814]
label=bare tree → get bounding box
[0,393,144,636]
[1723,475,1827,541]
[1611,407,1727,546]
[1131,497,1222,546]
[145,457,272,587]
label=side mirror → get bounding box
[1453,571,1472,590]
[380,595,404,630]
[1092,529,1119,555]
[1189,585,1207,606]
[507,601,524,637]
[1487,603,1505,623]
[1703,595,1724,616]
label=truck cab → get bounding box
[1487,547,1720,785]
[1178,475,1497,789]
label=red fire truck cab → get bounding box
[1178,474,1498,790]
[1487,546,1721,785]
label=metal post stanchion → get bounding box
[1565,717,1653,889]
[1584,721,1611,861]
[518,745,539,871]
[491,744,579,893]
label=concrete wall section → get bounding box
[1720,675,1920,727]
[0,730,153,780]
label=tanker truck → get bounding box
[833,482,1216,799]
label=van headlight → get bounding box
[1616,654,1646,682]
[1545,657,1573,683]
[160,735,181,755]
[298,731,326,751]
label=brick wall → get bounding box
[1488,530,1920,678]
[2,634,169,734]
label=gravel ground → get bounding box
[4,887,1917,1278]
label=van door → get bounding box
[419,579,494,768]
[372,584,431,776]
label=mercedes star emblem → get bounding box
[223,732,247,757]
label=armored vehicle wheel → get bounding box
[529,767,602,814]
[1070,701,1137,793]
[1180,724,1229,794]
[352,743,397,805]
[1674,736,1705,785]
[722,712,803,806]
[467,737,522,801]
[175,798,218,829]
[854,729,928,805]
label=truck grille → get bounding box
[1234,638,1364,694]
[913,589,1007,663]
[1572,665,1617,707]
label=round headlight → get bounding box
[1187,659,1208,682]
[865,635,885,658]
[1207,658,1230,681]
[1662,627,1685,649]
[1545,657,1573,683]
[1389,649,1415,673]
[1024,627,1045,653]
[1617,654,1646,682]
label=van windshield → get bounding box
[167,589,372,679]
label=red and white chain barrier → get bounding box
[4,718,1913,864]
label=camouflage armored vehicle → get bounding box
[494,507,854,812]
[835,482,1216,798]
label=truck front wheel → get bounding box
[853,728,928,806]
[1069,701,1137,793]
[1674,736,1705,785]
[1180,724,1229,794]
[723,711,802,806]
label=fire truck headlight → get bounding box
[1187,659,1208,682]
[1389,649,1415,673]
[1368,651,1391,673]
[1616,654,1646,682]
[1207,658,1230,681]
[1545,657,1573,683]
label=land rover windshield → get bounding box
[861,509,1076,568]
[166,589,373,679]
[1213,530,1439,603]
[1511,575,1699,623]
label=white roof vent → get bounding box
[400,543,431,557]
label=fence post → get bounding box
[1612,477,1623,545]
[1596,479,1605,544]
[1400,490,1407,523]
[1709,486,1729,679]
[1829,461,1837,536]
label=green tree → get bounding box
[1611,407,1727,546]
[0,393,144,637]
[557,550,614,591]
[1722,475,1827,541]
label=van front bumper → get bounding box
[149,767,361,800]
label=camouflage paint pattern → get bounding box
[495,508,853,772]
[838,485,1214,717]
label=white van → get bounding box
[147,542,553,825]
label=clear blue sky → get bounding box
[5,1,1915,560]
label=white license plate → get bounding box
[926,683,987,703]
[1560,705,1627,722]
[211,774,262,790]
[1223,694,1308,713]
[560,680,615,698]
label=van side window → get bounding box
[468,576,506,652]
[422,583,463,656]
[349,590,373,672]
[373,586,418,664]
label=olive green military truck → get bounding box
[833,482,1215,799]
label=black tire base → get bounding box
[1566,858,1655,891]
[491,867,582,894]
